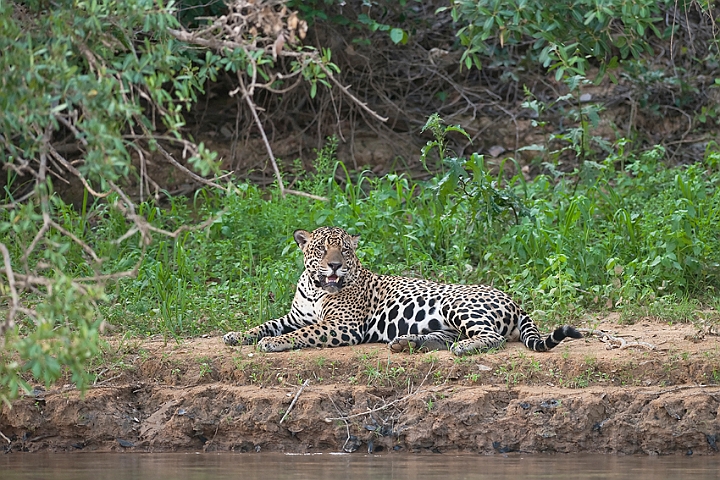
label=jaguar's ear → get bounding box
[293,229,312,250]
[350,234,360,249]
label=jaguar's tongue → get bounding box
[327,274,339,283]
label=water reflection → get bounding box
[2,452,717,480]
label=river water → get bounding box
[2,452,717,480]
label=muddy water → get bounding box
[2,453,718,480]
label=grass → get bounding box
[74,133,720,340]
[5,124,719,351]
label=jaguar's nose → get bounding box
[327,261,342,272]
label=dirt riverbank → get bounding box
[2,317,720,455]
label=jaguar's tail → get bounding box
[519,314,583,352]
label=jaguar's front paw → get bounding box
[389,335,420,353]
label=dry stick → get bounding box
[579,328,657,350]
[0,430,10,444]
[108,181,221,243]
[128,122,228,193]
[324,388,428,423]
[20,218,50,267]
[279,379,310,424]
[93,373,123,387]
[47,145,111,198]
[316,61,388,123]
[234,73,329,202]
[327,395,353,452]
[49,219,102,263]
[169,27,386,189]
[0,269,138,286]
[154,142,228,192]
[168,26,387,179]
[324,360,437,424]
[0,243,19,338]
[235,73,284,193]
[0,190,36,210]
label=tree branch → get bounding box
[233,72,329,201]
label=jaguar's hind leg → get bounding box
[389,331,458,353]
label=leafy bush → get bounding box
[446,0,672,75]
[0,0,332,404]
[0,0,219,405]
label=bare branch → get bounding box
[48,219,102,264]
[108,180,222,243]
[47,144,111,198]
[0,189,36,210]
[279,379,309,424]
[284,189,330,202]
[235,73,286,195]
[579,328,657,350]
[122,133,229,193]
[154,142,228,192]
[316,61,388,123]
[20,217,50,267]
[0,243,20,338]
[324,389,428,423]
[233,73,329,202]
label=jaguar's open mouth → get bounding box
[320,274,344,293]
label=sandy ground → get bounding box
[2,317,720,455]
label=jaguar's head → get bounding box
[293,227,360,294]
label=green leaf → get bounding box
[390,28,405,45]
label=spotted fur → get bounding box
[223,227,582,355]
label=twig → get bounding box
[168,21,387,192]
[316,61,388,123]
[173,24,387,124]
[579,328,656,350]
[327,395,353,452]
[642,384,717,396]
[0,269,138,286]
[49,219,102,263]
[324,388,427,423]
[0,189,36,209]
[324,359,436,424]
[0,243,19,338]
[108,181,222,244]
[205,422,221,452]
[280,379,310,424]
[0,429,10,444]
[47,141,111,198]
[93,373,123,386]
[284,188,331,202]
[153,142,228,192]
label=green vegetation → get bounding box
[96,129,720,338]
[0,0,335,404]
[1,0,719,404]
[447,0,672,73]
[4,122,720,401]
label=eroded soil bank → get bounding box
[2,318,720,455]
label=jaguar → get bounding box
[223,226,582,355]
